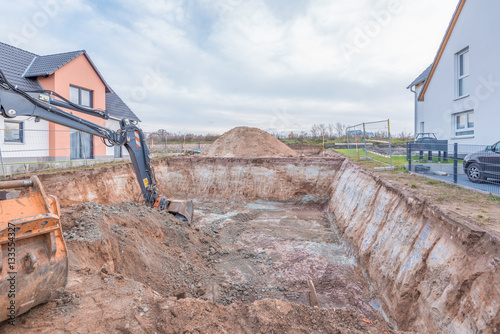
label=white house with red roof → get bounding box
[0,41,139,165]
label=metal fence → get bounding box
[147,139,209,157]
[407,142,500,196]
[0,128,212,177]
[0,128,115,176]
[346,119,393,167]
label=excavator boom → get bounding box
[0,69,192,323]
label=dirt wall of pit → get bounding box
[155,157,342,202]
[329,159,500,333]
[20,156,500,333]
[30,157,344,207]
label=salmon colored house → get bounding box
[0,41,139,162]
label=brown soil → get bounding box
[203,127,299,158]
[0,200,403,334]
[382,171,500,233]
[9,152,498,333]
[287,143,322,156]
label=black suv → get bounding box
[463,141,500,183]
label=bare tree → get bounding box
[335,122,346,138]
[310,124,319,139]
[317,124,326,138]
[397,130,413,140]
[328,124,335,139]
[155,129,168,143]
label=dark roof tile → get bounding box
[0,41,41,91]
[106,89,140,122]
[23,50,84,77]
[407,63,433,89]
[0,41,139,122]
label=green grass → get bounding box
[280,138,411,146]
[333,148,454,168]
[488,193,500,202]
[333,148,408,167]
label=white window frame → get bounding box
[4,120,24,143]
[456,48,469,99]
[453,111,474,137]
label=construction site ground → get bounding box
[1,199,400,333]
[1,129,498,333]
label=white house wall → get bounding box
[419,0,500,145]
[413,83,425,136]
[0,117,50,160]
[105,119,130,158]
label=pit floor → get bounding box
[194,199,380,320]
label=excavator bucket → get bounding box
[0,176,68,323]
[167,200,194,224]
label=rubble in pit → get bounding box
[60,201,219,298]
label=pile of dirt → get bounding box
[203,127,299,158]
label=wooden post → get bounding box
[307,280,320,308]
[322,129,325,157]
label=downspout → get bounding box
[409,85,417,139]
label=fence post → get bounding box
[0,148,5,176]
[408,142,412,172]
[362,123,367,158]
[387,119,392,167]
[453,143,458,184]
[346,127,350,157]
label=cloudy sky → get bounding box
[0,0,459,135]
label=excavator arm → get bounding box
[0,69,192,222]
[0,68,193,323]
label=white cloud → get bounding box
[0,0,460,136]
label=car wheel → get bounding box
[467,162,485,183]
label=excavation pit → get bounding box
[2,155,499,333]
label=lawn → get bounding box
[333,148,454,168]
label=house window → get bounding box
[70,85,93,107]
[70,129,93,159]
[454,111,474,137]
[456,48,469,98]
[4,121,24,143]
[114,145,122,158]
